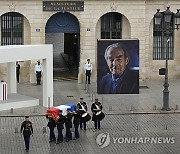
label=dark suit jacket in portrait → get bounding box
[99,69,139,94]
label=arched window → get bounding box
[153,13,174,60]
[101,12,122,39]
[1,12,23,45]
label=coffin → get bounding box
[55,105,71,116]
[65,103,76,112]
[45,108,60,121]
[46,103,76,120]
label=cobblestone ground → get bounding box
[0,114,180,154]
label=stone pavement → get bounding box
[1,79,180,115]
[1,79,180,153]
[0,114,180,154]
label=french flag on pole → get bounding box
[0,81,7,101]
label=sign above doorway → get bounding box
[43,1,84,12]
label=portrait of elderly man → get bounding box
[99,42,139,94]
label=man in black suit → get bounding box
[99,43,139,94]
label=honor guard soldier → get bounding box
[65,108,73,142]
[77,97,88,130]
[47,115,56,143]
[16,61,20,83]
[84,59,93,84]
[20,116,33,152]
[56,110,65,144]
[73,108,81,139]
[91,98,104,130]
[35,60,43,85]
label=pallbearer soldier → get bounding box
[65,108,73,142]
[47,115,56,143]
[73,108,81,139]
[20,116,33,152]
[56,110,65,144]
[77,97,88,130]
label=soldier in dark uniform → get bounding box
[20,115,33,152]
[56,110,65,144]
[65,108,73,142]
[73,108,81,139]
[91,98,103,130]
[77,97,88,130]
[16,61,20,83]
[47,115,56,143]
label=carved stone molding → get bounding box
[164,1,170,10]
[9,2,16,12]
[110,3,117,12]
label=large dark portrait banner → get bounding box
[97,40,139,94]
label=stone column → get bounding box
[7,62,17,93]
[42,57,53,108]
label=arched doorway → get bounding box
[0,12,31,83]
[1,12,24,45]
[45,12,80,79]
[96,12,131,40]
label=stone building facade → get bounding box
[0,0,180,84]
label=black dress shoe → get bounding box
[49,139,55,143]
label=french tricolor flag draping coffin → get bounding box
[55,105,71,116]
[46,104,76,121]
[0,81,7,101]
[65,103,76,112]
[45,108,60,121]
